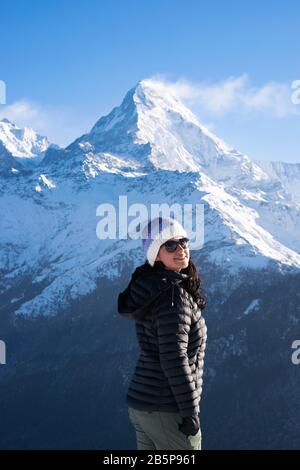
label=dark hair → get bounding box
[181,257,206,310]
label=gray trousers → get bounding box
[128,407,201,450]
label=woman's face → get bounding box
[156,236,190,272]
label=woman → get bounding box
[117,216,207,450]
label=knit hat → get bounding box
[141,216,187,267]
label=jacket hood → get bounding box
[117,261,190,321]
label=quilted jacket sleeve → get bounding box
[152,283,199,418]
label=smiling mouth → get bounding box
[174,257,186,261]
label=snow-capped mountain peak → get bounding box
[1,79,300,318]
[0,118,50,159]
[72,79,241,173]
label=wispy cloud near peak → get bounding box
[149,74,299,118]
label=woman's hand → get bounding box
[178,415,200,436]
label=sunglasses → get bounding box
[162,237,190,253]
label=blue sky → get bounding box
[0,0,299,162]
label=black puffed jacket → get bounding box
[117,260,207,418]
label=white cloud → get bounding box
[150,74,300,118]
[0,100,45,125]
[0,75,298,146]
[0,99,95,147]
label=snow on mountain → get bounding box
[221,158,300,254]
[196,172,300,268]
[70,78,238,174]
[255,160,300,203]
[0,118,50,161]
[0,140,23,175]
[69,78,300,253]
[1,78,300,317]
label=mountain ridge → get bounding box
[0,78,299,316]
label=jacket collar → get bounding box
[151,260,190,282]
[117,261,190,320]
